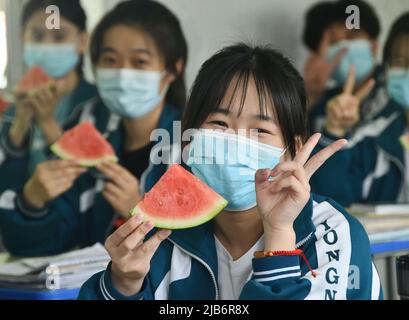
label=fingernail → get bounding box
[133,215,142,223]
[144,221,154,229]
[158,229,172,239]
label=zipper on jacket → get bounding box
[168,239,219,300]
[296,232,314,248]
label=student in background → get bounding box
[383,13,409,201]
[305,0,381,130]
[0,0,187,256]
[303,1,347,109]
[310,12,408,207]
[79,44,381,301]
[0,0,97,192]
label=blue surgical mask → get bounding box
[96,68,168,119]
[327,39,375,85]
[23,43,80,78]
[187,129,285,211]
[386,68,409,109]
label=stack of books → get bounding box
[0,243,110,290]
[349,203,409,243]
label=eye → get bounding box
[131,58,148,69]
[208,120,228,128]
[100,55,117,66]
[31,30,44,42]
[53,31,67,42]
[253,128,272,135]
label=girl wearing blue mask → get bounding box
[79,44,381,300]
[0,1,186,256]
[0,0,98,192]
[310,13,408,207]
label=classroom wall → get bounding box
[98,0,409,88]
[5,0,409,88]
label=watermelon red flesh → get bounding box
[131,164,228,230]
[51,122,118,167]
[16,66,53,93]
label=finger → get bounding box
[318,29,331,56]
[105,215,144,249]
[355,79,375,102]
[343,65,356,95]
[133,229,171,260]
[48,159,83,170]
[293,133,322,166]
[58,166,87,177]
[304,139,348,179]
[329,48,347,71]
[52,179,76,195]
[99,162,135,184]
[104,182,124,198]
[255,168,273,192]
[46,173,82,190]
[116,221,155,258]
[270,162,310,191]
[269,175,306,196]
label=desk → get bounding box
[0,241,408,300]
[371,240,409,300]
[0,287,80,300]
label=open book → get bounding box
[0,243,110,290]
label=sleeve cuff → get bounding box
[252,255,301,285]
[99,263,147,300]
[16,192,49,219]
[0,125,31,158]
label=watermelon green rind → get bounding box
[130,197,228,230]
[50,143,118,167]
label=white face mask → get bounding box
[24,43,80,78]
[187,129,285,211]
[96,68,169,119]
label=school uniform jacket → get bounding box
[0,98,182,256]
[0,79,98,193]
[79,194,383,300]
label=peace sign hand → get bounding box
[255,133,347,251]
[325,66,375,137]
[304,30,347,109]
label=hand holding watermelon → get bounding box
[105,216,172,296]
[97,161,142,218]
[23,159,86,209]
[9,66,57,147]
[255,133,347,251]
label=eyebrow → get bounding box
[213,108,273,121]
[101,47,152,55]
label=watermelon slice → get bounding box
[51,122,118,167]
[131,164,228,229]
[16,66,54,94]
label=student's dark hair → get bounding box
[303,0,380,52]
[21,0,86,31]
[182,44,307,158]
[303,2,345,52]
[90,0,188,109]
[337,0,380,39]
[383,12,409,66]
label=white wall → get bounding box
[149,0,409,87]
[7,0,409,87]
